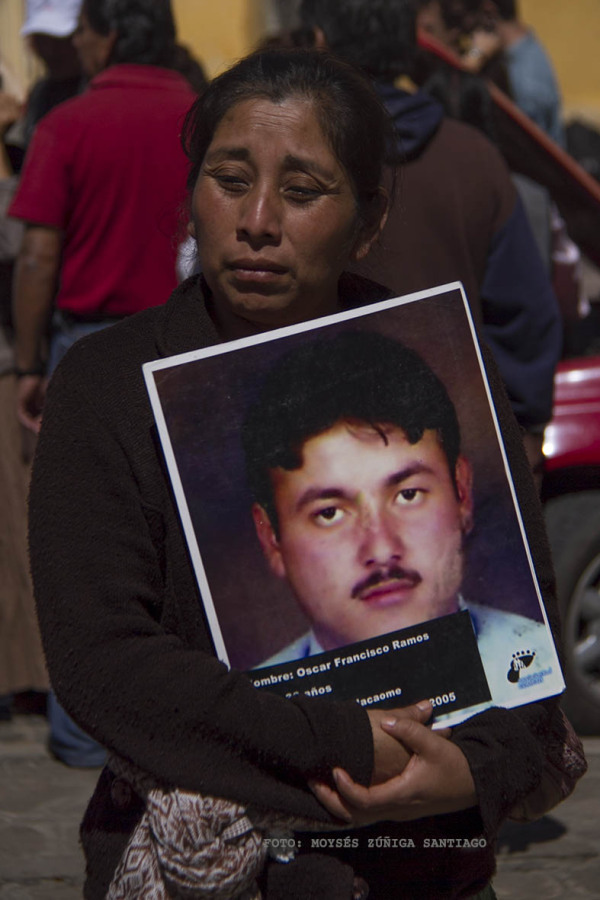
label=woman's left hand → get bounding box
[310,716,477,826]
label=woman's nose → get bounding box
[236,187,282,246]
[359,515,404,567]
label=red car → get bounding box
[543,355,600,733]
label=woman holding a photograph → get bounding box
[29,48,564,898]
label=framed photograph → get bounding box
[144,282,564,726]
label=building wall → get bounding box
[521,0,600,123]
[2,0,600,122]
[0,0,41,100]
[172,0,300,76]
[172,0,263,79]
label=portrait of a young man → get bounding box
[147,286,564,717]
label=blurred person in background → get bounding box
[416,0,479,51]
[1,0,84,336]
[19,0,84,150]
[9,0,196,766]
[170,42,208,94]
[0,92,49,722]
[299,0,561,480]
[0,0,85,722]
[414,0,512,126]
[1,0,84,176]
[459,0,565,146]
[434,1,585,344]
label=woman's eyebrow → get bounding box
[283,153,337,181]
[203,146,250,163]
[203,148,338,182]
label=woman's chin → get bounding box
[229,293,303,328]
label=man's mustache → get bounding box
[351,566,423,600]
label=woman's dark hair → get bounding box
[492,0,517,21]
[422,67,497,141]
[170,44,207,95]
[435,0,485,31]
[299,0,417,81]
[82,0,176,67]
[182,48,393,223]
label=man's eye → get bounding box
[313,506,344,526]
[394,488,423,506]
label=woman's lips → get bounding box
[228,260,288,284]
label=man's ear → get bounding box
[351,188,389,262]
[455,456,474,534]
[252,503,287,578]
[187,219,196,239]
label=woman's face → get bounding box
[190,96,378,332]
[72,10,115,78]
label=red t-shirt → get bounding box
[10,64,196,317]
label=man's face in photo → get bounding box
[253,420,474,651]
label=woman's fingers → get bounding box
[379,714,446,756]
[312,720,477,827]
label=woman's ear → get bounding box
[351,187,389,261]
[187,219,196,239]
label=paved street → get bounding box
[0,712,598,898]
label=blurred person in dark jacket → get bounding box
[299,0,561,478]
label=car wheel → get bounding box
[545,491,600,734]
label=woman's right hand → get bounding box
[311,703,475,826]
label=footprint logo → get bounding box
[507,650,536,683]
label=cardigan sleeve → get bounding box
[451,342,562,837]
[480,196,562,430]
[29,345,374,821]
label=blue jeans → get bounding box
[46,312,120,768]
[48,311,120,376]
[473,886,497,899]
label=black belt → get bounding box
[54,309,128,325]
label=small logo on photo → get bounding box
[507,650,536,683]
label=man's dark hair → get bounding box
[298,0,417,80]
[242,330,461,529]
[182,48,392,225]
[435,0,485,31]
[82,0,176,67]
[492,0,517,21]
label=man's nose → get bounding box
[359,514,404,567]
[236,186,282,246]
